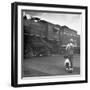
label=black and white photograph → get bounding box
[11,2,88,87]
[22,11,81,77]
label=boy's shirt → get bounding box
[66,43,74,56]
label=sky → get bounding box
[23,11,81,35]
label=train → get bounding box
[23,16,80,58]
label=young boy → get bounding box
[65,39,75,72]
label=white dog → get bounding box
[64,58,71,71]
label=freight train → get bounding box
[23,16,80,58]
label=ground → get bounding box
[22,55,80,77]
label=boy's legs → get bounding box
[69,55,73,69]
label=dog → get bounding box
[64,56,73,73]
[64,58,71,71]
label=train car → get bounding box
[23,17,55,58]
[60,26,80,55]
[23,16,80,58]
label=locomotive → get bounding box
[23,16,80,58]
